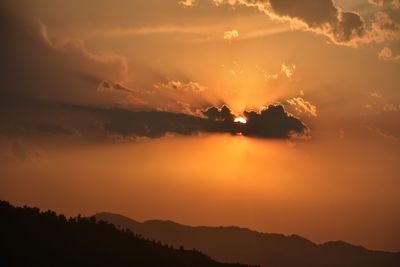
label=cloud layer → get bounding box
[0,92,308,140]
[102,104,308,139]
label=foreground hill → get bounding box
[95,212,400,267]
[0,201,250,267]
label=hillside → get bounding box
[0,201,251,267]
[95,212,400,267]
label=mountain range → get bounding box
[0,201,249,267]
[95,212,400,267]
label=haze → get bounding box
[0,0,399,253]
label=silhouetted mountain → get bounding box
[0,201,251,267]
[94,212,400,267]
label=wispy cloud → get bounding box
[379,47,400,61]
[223,29,239,40]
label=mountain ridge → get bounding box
[0,201,250,267]
[94,212,400,267]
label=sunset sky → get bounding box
[1,0,399,252]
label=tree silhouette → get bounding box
[0,200,254,267]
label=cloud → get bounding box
[243,105,308,138]
[0,2,310,141]
[256,62,296,82]
[179,0,196,7]
[364,92,400,114]
[368,127,398,141]
[223,29,239,40]
[281,63,296,78]
[392,0,400,9]
[213,0,367,46]
[203,105,235,121]
[1,92,308,140]
[368,0,384,7]
[102,109,208,138]
[37,123,73,135]
[97,80,135,93]
[378,47,400,61]
[154,80,205,93]
[369,91,383,98]
[213,0,400,46]
[148,80,211,114]
[369,0,400,9]
[383,104,400,112]
[368,12,400,43]
[286,97,318,117]
[0,8,128,108]
[102,104,308,139]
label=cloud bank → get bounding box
[102,104,308,139]
[0,93,308,140]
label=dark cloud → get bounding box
[101,104,308,139]
[268,0,338,27]
[37,123,73,135]
[97,80,134,93]
[334,12,365,43]
[0,7,127,107]
[243,105,308,138]
[202,105,235,122]
[114,83,131,92]
[1,93,308,140]
[101,81,112,90]
[267,0,366,43]
[102,109,221,139]
[220,0,367,45]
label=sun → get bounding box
[234,117,247,124]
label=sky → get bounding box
[0,0,399,252]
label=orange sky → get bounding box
[0,0,399,252]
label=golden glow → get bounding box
[2,0,400,253]
[234,117,247,124]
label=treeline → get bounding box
[0,201,253,267]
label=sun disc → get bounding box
[234,117,247,124]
